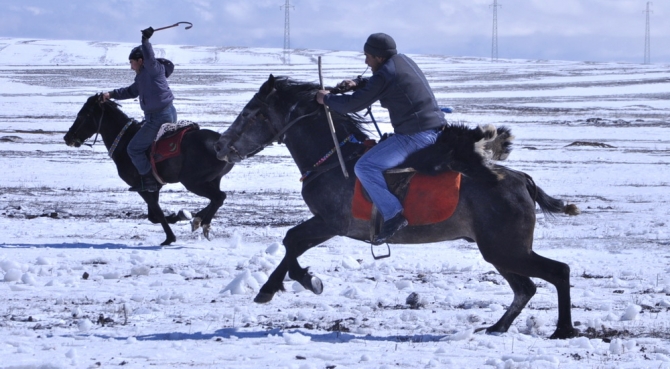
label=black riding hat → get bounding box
[364,33,397,58]
[129,46,143,60]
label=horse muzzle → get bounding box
[64,134,82,148]
[214,141,240,163]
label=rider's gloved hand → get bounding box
[330,80,357,94]
[336,80,356,91]
[141,27,154,40]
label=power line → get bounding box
[281,0,294,65]
[490,0,502,62]
[644,2,652,64]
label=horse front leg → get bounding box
[182,178,226,241]
[255,216,336,304]
[139,191,176,246]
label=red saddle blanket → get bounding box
[151,126,194,164]
[352,171,461,226]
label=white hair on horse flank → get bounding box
[475,124,498,160]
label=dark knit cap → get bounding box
[364,33,397,58]
[128,46,143,60]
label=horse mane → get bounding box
[404,124,514,182]
[272,76,370,141]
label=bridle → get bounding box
[70,97,108,148]
[224,91,320,160]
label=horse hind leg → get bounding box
[484,268,536,335]
[488,251,578,339]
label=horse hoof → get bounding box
[550,327,580,340]
[177,210,192,221]
[191,217,202,232]
[202,224,211,240]
[484,324,506,335]
[300,274,323,295]
[254,292,275,304]
[161,238,175,246]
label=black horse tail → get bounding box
[524,174,580,216]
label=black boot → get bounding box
[373,212,408,245]
[129,173,159,192]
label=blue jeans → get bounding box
[354,129,440,221]
[128,103,177,175]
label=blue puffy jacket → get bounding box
[110,38,174,113]
[324,54,445,135]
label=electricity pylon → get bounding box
[491,0,501,62]
[281,0,294,65]
[644,2,652,64]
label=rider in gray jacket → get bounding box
[316,33,446,244]
[103,27,177,192]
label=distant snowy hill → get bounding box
[0,37,363,66]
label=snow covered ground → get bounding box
[0,37,669,368]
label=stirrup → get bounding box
[370,243,391,260]
[369,205,392,259]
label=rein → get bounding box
[270,101,320,145]
[364,106,383,138]
[88,108,104,147]
[229,94,320,159]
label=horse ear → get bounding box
[260,74,276,95]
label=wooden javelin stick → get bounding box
[318,56,349,179]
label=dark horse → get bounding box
[64,94,234,246]
[214,75,580,339]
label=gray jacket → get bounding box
[110,38,174,113]
[324,54,445,135]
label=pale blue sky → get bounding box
[1,0,667,63]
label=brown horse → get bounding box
[214,75,580,339]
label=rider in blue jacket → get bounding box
[316,33,446,244]
[103,27,177,192]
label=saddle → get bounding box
[150,121,199,183]
[352,169,461,226]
